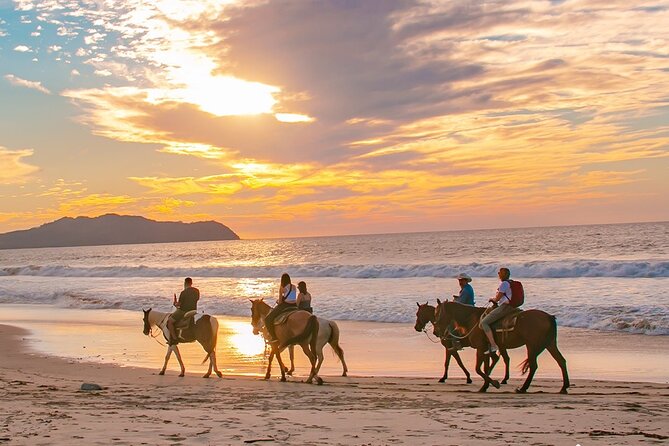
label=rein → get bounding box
[148,313,170,347]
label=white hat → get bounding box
[456,273,472,282]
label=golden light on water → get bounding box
[225,321,266,357]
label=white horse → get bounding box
[251,300,348,379]
[142,308,222,378]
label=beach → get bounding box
[1,306,669,445]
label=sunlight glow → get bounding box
[275,113,314,123]
[226,321,266,357]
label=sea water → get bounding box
[1,221,668,336]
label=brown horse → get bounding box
[434,300,570,393]
[250,299,321,384]
[414,302,511,384]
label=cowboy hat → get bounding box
[456,273,472,282]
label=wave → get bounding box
[2,290,668,336]
[2,260,669,279]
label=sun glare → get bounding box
[226,321,266,356]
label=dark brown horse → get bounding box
[414,302,511,384]
[434,300,569,393]
[250,299,321,384]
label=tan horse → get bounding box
[250,299,321,384]
[271,310,348,378]
[142,308,222,378]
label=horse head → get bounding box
[433,300,453,338]
[414,301,435,332]
[142,308,152,335]
[249,299,269,335]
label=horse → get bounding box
[249,299,321,384]
[433,300,570,393]
[142,308,222,378]
[278,314,348,378]
[415,302,512,384]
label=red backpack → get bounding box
[506,280,525,307]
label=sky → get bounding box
[0,0,668,239]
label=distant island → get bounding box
[0,214,240,249]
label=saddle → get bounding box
[174,310,198,342]
[491,308,523,333]
[273,307,299,326]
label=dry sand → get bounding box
[1,324,668,445]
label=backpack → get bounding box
[505,280,525,307]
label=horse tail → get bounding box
[519,314,557,375]
[200,315,217,365]
[328,321,344,360]
[280,314,318,350]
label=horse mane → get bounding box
[441,301,485,325]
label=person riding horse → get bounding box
[479,267,517,354]
[448,273,476,351]
[167,277,199,345]
[264,273,298,343]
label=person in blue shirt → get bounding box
[447,273,475,351]
[453,273,475,306]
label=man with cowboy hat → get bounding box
[453,273,475,306]
[446,273,476,351]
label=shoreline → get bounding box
[1,323,668,445]
[1,304,668,384]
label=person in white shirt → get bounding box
[264,273,297,342]
[479,267,516,354]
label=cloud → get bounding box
[4,74,51,94]
[0,146,39,184]
[13,45,32,52]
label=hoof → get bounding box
[216,371,223,378]
[560,388,568,394]
[316,377,324,385]
[264,374,271,380]
[286,370,294,376]
[203,374,210,378]
[179,373,185,377]
[478,387,488,393]
[438,378,446,383]
[501,379,508,385]
[342,372,347,377]
[280,377,286,382]
[491,380,500,389]
[515,387,527,394]
[158,370,165,376]
[466,378,473,384]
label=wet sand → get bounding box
[1,324,668,445]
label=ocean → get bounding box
[1,221,668,336]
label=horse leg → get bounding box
[211,350,223,378]
[159,345,173,375]
[451,350,472,384]
[439,347,451,383]
[547,342,570,394]
[331,342,348,377]
[484,353,501,390]
[274,348,288,382]
[286,345,295,376]
[474,350,490,392]
[264,350,275,380]
[299,343,319,384]
[173,345,186,377]
[516,349,539,393]
[500,349,510,384]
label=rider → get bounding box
[453,273,475,306]
[264,273,297,343]
[479,267,515,354]
[448,273,475,351]
[296,281,313,313]
[167,277,200,345]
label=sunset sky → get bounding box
[0,0,667,238]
